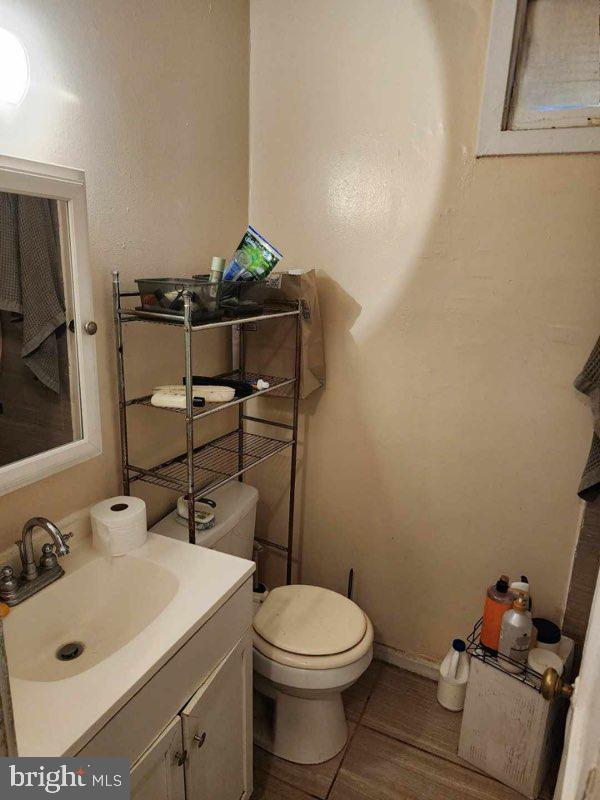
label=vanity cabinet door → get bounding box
[182,630,253,800]
[130,717,185,800]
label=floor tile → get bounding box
[343,659,383,722]
[253,723,356,800]
[252,768,318,800]
[329,727,525,800]
[362,663,471,767]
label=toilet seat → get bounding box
[253,615,374,670]
[253,584,367,657]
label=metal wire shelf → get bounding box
[467,617,544,693]
[126,372,295,421]
[118,304,300,330]
[127,430,293,497]
[112,270,302,583]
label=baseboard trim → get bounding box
[374,642,439,681]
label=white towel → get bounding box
[150,385,235,408]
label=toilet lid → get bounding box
[253,585,367,656]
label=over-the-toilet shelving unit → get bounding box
[111,270,301,583]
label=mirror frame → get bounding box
[0,154,101,495]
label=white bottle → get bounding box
[498,594,532,673]
[510,575,531,610]
[437,639,469,711]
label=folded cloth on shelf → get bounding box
[574,335,600,499]
[151,384,235,409]
[182,375,254,398]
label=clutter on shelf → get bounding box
[457,573,574,799]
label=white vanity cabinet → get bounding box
[131,718,185,800]
[78,578,254,800]
[182,632,253,800]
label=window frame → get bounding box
[477,0,600,157]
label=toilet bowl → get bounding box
[252,584,373,764]
[151,486,373,764]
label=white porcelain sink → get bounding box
[5,556,179,682]
[4,531,254,756]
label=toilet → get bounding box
[151,483,373,764]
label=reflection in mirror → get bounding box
[0,192,82,468]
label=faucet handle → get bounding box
[39,543,59,571]
[0,566,18,600]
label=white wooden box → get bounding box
[458,642,573,799]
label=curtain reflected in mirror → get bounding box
[0,192,82,468]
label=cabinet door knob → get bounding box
[193,732,206,748]
[174,750,187,767]
[84,321,98,335]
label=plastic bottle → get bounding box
[209,257,225,284]
[437,639,469,711]
[510,575,531,610]
[480,576,513,654]
[498,594,532,673]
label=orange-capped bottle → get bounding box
[480,576,513,654]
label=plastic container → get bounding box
[223,226,282,282]
[498,594,532,673]
[150,481,258,560]
[437,639,469,711]
[527,648,563,686]
[510,576,531,610]
[209,257,225,284]
[532,618,561,653]
[480,577,513,654]
[191,277,268,317]
[136,277,222,323]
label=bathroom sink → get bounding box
[5,556,179,682]
[4,531,254,756]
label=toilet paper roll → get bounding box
[91,496,148,556]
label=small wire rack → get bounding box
[126,372,295,421]
[127,429,293,497]
[467,618,544,693]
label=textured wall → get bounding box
[0,0,250,548]
[249,0,600,661]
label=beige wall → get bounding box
[249,0,600,661]
[0,1,249,547]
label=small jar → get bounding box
[532,618,561,653]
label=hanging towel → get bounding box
[574,336,600,500]
[0,192,65,393]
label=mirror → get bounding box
[0,156,101,495]
[0,192,82,465]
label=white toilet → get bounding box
[151,483,373,765]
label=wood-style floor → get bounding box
[252,661,558,800]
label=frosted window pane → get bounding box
[509,0,600,131]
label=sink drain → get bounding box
[56,642,85,662]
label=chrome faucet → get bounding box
[0,517,72,606]
[19,517,71,581]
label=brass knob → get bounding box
[541,667,574,701]
[193,732,206,748]
[84,321,98,335]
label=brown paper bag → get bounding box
[243,269,325,399]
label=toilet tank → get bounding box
[150,481,259,560]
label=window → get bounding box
[477,0,600,156]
